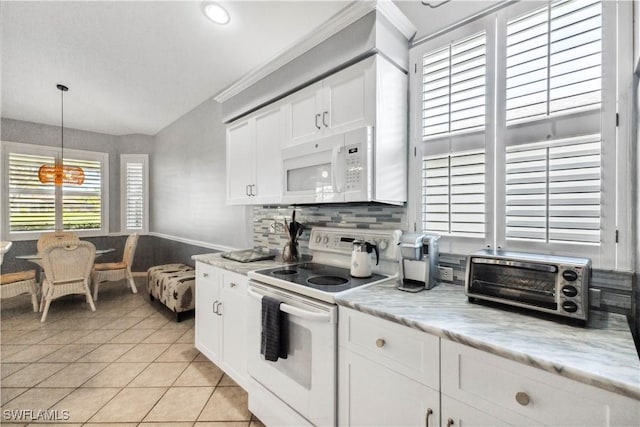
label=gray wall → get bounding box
[151,96,252,250]
[1,118,154,233]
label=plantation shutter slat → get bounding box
[506,0,602,123]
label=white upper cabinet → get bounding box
[285,56,377,147]
[226,104,283,205]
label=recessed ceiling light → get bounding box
[202,2,230,25]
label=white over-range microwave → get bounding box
[281,126,406,205]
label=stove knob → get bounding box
[314,234,322,244]
[322,236,329,245]
[378,240,388,251]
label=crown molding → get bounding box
[214,0,416,103]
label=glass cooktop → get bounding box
[251,262,387,294]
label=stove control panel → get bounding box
[309,227,401,261]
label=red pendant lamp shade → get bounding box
[38,84,85,186]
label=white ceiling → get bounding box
[0,0,349,136]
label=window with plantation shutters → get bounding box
[8,152,56,232]
[120,154,148,234]
[422,32,487,138]
[2,142,108,239]
[410,0,628,269]
[505,0,602,123]
[62,158,102,230]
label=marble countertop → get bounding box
[192,252,640,400]
[336,281,640,400]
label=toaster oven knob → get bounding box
[562,269,579,282]
[562,301,578,313]
[561,285,578,297]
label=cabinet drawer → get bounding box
[196,261,219,282]
[441,339,640,426]
[339,307,439,389]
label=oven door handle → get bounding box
[248,288,331,322]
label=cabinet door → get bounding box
[226,119,254,204]
[323,56,375,136]
[339,349,440,427]
[286,81,323,146]
[253,106,283,204]
[195,262,222,363]
[220,271,248,388]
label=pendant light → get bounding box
[38,84,85,186]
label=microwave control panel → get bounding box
[345,145,363,192]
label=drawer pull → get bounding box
[515,391,530,406]
[425,408,433,427]
[375,338,386,348]
[446,418,454,427]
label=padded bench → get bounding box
[147,264,195,322]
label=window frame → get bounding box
[408,0,633,270]
[120,154,149,234]
[1,141,110,241]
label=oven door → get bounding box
[247,281,337,427]
[281,133,346,204]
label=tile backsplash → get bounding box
[252,204,407,256]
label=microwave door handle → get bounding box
[247,287,331,322]
[331,145,343,193]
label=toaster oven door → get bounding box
[467,258,558,310]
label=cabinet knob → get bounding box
[425,408,433,427]
[375,338,386,348]
[230,282,236,288]
[202,273,209,278]
[515,391,530,406]
[446,418,454,427]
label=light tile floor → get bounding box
[1,277,265,427]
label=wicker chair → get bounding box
[0,270,39,312]
[92,233,139,301]
[37,231,79,252]
[39,240,96,322]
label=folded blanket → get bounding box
[260,295,289,361]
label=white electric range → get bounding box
[246,227,401,427]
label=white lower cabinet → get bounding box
[441,340,640,427]
[338,307,440,427]
[195,262,221,363]
[195,262,249,389]
[338,308,640,427]
[220,270,248,388]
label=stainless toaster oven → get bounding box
[465,250,591,323]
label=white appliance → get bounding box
[246,227,401,427]
[281,126,406,205]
